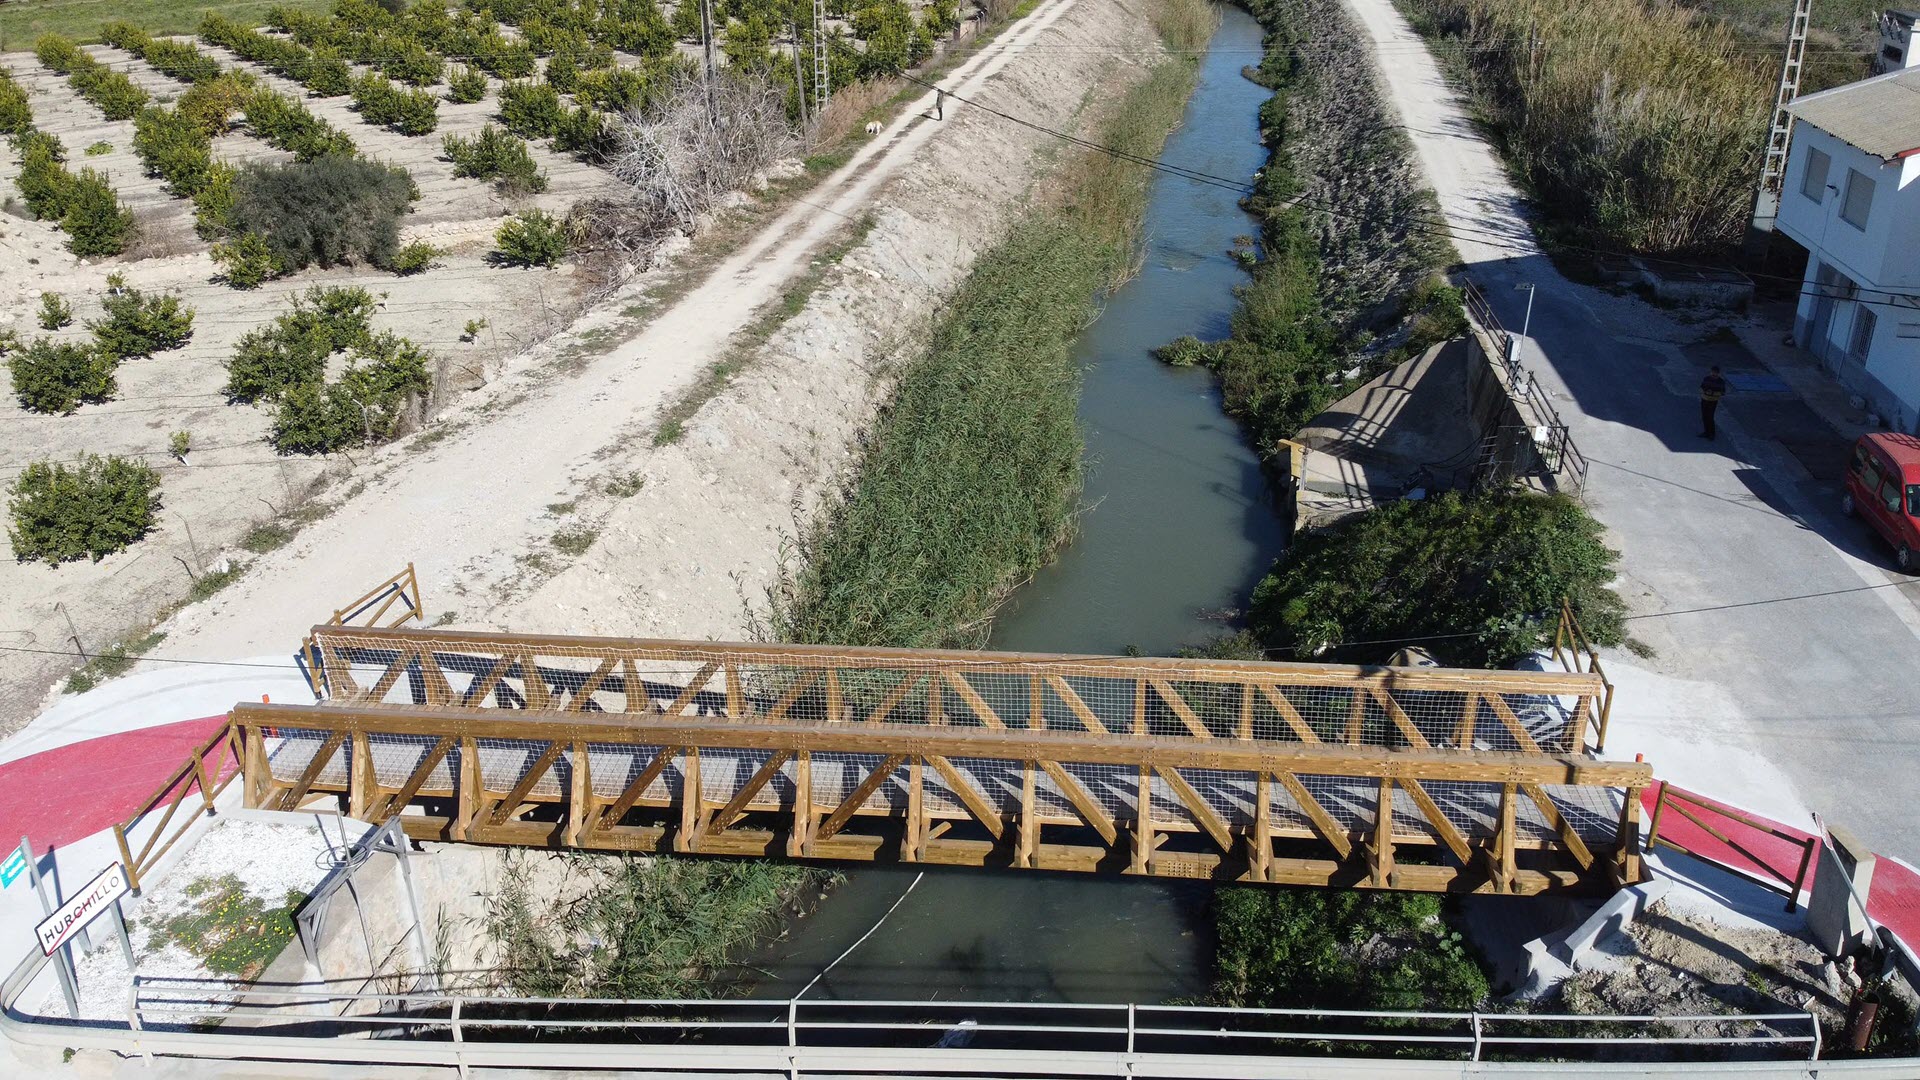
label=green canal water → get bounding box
[746,4,1284,1004]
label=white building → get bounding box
[1776,66,1920,429]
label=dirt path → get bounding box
[146,0,1089,669]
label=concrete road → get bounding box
[1341,0,1920,861]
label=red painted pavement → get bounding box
[0,715,233,853]
[1643,782,1920,951]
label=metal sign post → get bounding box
[19,837,79,1018]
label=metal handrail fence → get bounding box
[118,979,1822,1065]
[1551,597,1616,752]
[111,722,247,894]
[1460,282,1588,492]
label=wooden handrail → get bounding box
[112,723,246,894]
[1645,782,1818,912]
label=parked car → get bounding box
[1842,432,1920,572]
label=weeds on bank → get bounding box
[775,0,1216,648]
[146,874,306,979]
[63,629,166,694]
[483,854,825,998]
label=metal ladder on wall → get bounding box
[1747,0,1813,243]
[817,0,833,117]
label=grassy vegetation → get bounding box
[1212,887,1488,1012]
[1679,0,1880,92]
[146,874,305,978]
[775,0,1217,648]
[484,854,824,998]
[62,629,165,694]
[1250,491,1625,668]
[1172,0,1460,459]
[1398,0,1775,257]
[0,0,329,48]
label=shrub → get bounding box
[443,124,547,193]
[472,32,536,78]
[555,105,615,161]
[169,430,192,458]
[446,65,488,103]
[231,157,416,271]
[223,286,377,402]
[380,39,444,87]
[336,331,432,439]
[37,293,72,331]
[600,0,674,57]
[8,339,116,414]
[544,51,580,94]
[142,38,225,84]
[574,66,648,113]
[1211,887,1488,1012]
[244,91,357,160]
[307,50,353,96]
[7,455,162,566]
[498,80,563,138]
[389,240,441,274]
[1154,335,1210,367]
[132,107,214,196]
[0,74,32,136]
[177,74,256,137]
[494,209,568,266]
[90,277,195,359]
[269,382,362,454]
[211,232,284,288]
[192,162,239,238]
[84,140,111,156]
[393,86,440,135]
[61,169,135,256]
[16,130,73,220]
[1249,491,1625,668]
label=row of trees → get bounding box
[2,69,137,257]
[34,34,150,120]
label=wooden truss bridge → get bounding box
[225,622,1650,896]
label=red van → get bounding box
[1843,432,1920,572]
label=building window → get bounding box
[1802,147,1831,202]
[1841,169,1876,229]
[1899,322,1920,339]
[1851,305,1878,362]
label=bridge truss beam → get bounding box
[234,694,1648,895]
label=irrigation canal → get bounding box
[743,5,1286,1004]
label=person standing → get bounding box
[1699,365,1728,440]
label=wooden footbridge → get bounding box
[218,605,1649,896]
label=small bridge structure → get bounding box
[231,623,1651,895]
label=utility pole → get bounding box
[698,0,720,127]
[812,0,830,119]
[1745,0,1812,254]
[790,20,809,136]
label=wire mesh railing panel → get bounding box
[584,743,672,801]
[366,732,452,792]
[305,627,1606,755]
[472,737,566,797]
[265,729,347,787]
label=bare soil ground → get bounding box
[1562,903,1851,1035]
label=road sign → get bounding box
[35,863,129,956]
[0,844,25,889]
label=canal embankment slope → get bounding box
[493,0,1199,645]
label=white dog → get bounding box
[864,120,882,136]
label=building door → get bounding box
[1808,262,1855,370]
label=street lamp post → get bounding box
[1512,282,1536,367]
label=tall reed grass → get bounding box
[1402,0,1773,256]
[775,0,1218,648]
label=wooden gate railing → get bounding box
[1646,782,1818,912]
[112,723,247,894]
[1551,598,1616,752]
